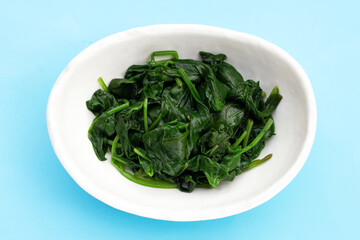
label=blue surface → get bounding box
[1,0,359,239]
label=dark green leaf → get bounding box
[188,155,227,187]
[198,123,232,161]
[161,84,192,122]
[86,89,118,116]
[262,87,283,117]
[199,51,227,72]
[88,113,117,161]
[174,59,228,111]
[108,78,137,99]
[125,64,149,80]
[229,80,266,122]
[213,102,245,128]
[186,111,212,159]
[142,121,189,177]
[177,175,197,193]
[115,117,136,160]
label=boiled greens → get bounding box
[86,50,282,192]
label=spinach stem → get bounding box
[231,119,252,163]
[148,50,178,67]
[106,100,129,115]
[133,148,151,161]
[178,68,208,110]
[107,139,121,148]
[111,137,175,188]
[151,50,179,61]
[175,77,183,87]
[143,97,148,133]
[226,144,233,153]
[262,86,283,117]
[243,154,272,171]
[232,130,247,149]
[112,154,128,165]
[97,77,108,92]
[178,69,200,99]
[149,112,163,130]
[111,159,177,188]
[243,119,254,147]
[149,60,174,67]
[88,118,98,134]
[235,118,274,155]
[111,135,120,156]
[207,145,219,157]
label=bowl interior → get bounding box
[47,25,316,221]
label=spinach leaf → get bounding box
[229,80,266,121]
[173,59,204,83]
[161,84,192,122]
[142,121,189,177]
[201,70,229,112]
[186,111,212,159]
[262,86,283,117]
[112,153,141,171]
[213,102,246,128]
[143,75,164,99]
[174,59,229,111]
[134,147,154,177]
[88,114,117,161]
[125,64,149,81]
[188,155,227,187]
[108,78,137,99]
[198,123,232,161]
[199,51,227,72]
[115,117,136,160]
[200,51,244,88]
[86,89,118,116]
[217,62,244,88]
[176,174,197,192]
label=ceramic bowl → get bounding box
[47,24,316,221]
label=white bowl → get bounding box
[47,24,316,221]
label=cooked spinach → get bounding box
[86,50,282,192]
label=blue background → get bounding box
[1,0,359,239]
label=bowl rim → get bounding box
[47,24,317,221]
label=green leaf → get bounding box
[88,113,117,161]
[86,89,118,116]
[186,112,212,159]
[125,64,149,81]
[108,78,137,99]
[188,155,227,187]
[200,51,244,88]
[198,123,232,161]
[262,86,283,117]
[175,59,228,111]
[142,121,189,177]
[199,51,227,72]
[134,148,154,177]
[177,175,197,193]
[115,117,136,160]
[161,83,192,123]
[213,103,245,128]
[229,80,267,122]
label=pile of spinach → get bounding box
[86,50,282,192]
